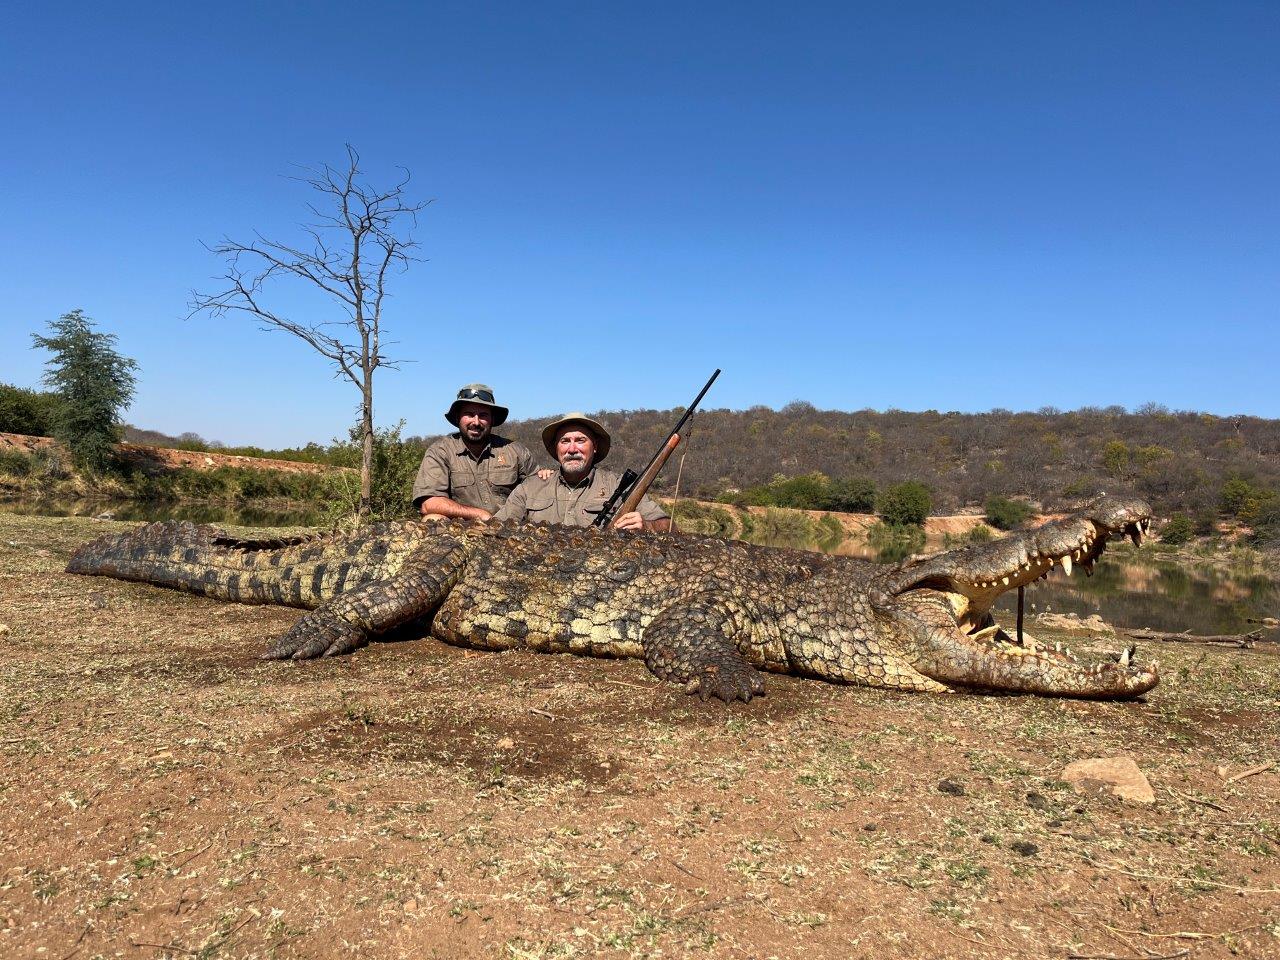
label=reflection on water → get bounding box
[992,552,1279,636]
[5,496,1276,637]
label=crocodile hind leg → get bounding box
[642,596,765,703]
[262,539,468,660]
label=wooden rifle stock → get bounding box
[609,434,680,528]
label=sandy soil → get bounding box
[2,513,1278,959]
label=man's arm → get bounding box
[419,497,491,521]
[412,443,491,520]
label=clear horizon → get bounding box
[3,2,1277,447]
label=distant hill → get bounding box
[472,404,1280,516]
[124,404,1280,517]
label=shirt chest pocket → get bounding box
[486,463,520,492]
[525,493,558,519]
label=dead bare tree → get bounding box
[189,145,428,515]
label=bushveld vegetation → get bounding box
[6,389,1280,540]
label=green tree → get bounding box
[1101,440,1130,477]
[31,310,138,471]
[1220,476,1257,517]
[877,481,932,527]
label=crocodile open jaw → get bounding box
[881,497,1160,698]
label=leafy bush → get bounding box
[1160,513,1195,545]
[966,523,994,544]
[0,448,33,477]
[984,496,1033,530]
[877,481,931,527]
[1247,499,1280,548]
[325,420,424,521]
[825,476,877,513]
[724,472,876,514]
[669,500,739,537]
[0,383,62,436]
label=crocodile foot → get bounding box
[683,660,766,703]
[261,608,368,660]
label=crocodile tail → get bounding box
[66,520,307,606]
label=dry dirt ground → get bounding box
[2,514,1279,960]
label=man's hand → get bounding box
[536,468,554,480]
[613,510,645,531]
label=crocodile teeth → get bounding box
[1002,576,1010,586]
[1119,645,1133,667]
[1061,555,1073,576]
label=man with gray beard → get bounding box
[494,413,670,532]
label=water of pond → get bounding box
[5,497,1276,637]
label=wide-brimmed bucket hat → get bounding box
[541,412,611,463]
[445,384,509,428]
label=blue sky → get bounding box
[2,1,1277,447]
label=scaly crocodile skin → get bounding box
[67,497,1160,701]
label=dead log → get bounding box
[1124,629,1266,649]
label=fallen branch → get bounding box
[1225,761,1276,784]
[1124,629,1264,649]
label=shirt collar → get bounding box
[558,465,596,489]
[452,434,492,460]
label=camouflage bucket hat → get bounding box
[445,383,509,427]
[541,412,611,464]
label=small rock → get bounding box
[0,624,9,637]
[1010,840,1039,857]
[937,779,966,796]
[1025,791,1050,810]
[495,737,514,750]
[1062,756,1154,805]
[862,823,878,832]
[404,899,418,913]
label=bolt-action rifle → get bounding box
[593,369,721,529]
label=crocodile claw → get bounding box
[684,662,766,703]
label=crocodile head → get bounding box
[877,496,1159,698]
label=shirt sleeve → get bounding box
[410,443,453,507]
[515,443,538,481]
[493,479,530,523]
[635,493,670,522]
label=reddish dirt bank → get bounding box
[0,432,348,476]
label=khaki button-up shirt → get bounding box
[494,466,669,528]
[411,434,537,513]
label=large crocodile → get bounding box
[66,496,1159,701]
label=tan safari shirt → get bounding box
[411,434,538,513]
[494,466,669,528]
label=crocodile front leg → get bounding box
[642,595,765,703]
[262,539,468,660]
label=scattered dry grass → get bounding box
[2,513,1278,958]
